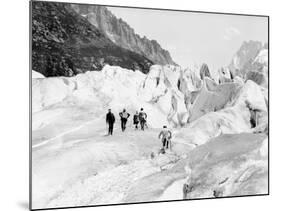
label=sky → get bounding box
[108,6,268,71]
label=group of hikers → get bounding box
[106,108,172,153]
[106,108,148,135]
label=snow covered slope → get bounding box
[254,49,268,66]
[32,64,268,209]
[32,70,45,79]
[183,133,268,199]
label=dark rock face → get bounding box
[71,5,177,66]
[32,1,153,77]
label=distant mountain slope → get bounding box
[32,1,153,77]
[228,40,268,87]
[71,5,177,66]
[229,41,263,75]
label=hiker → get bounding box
[106,109,115,135]
[158,125,172,150]
[133,111,140,129]
[139,108,147,130]
[119,109,130,132]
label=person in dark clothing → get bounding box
[119,109,130,132]
[106,109,115,135]
[139,108,147,131]
[133,111,140,129]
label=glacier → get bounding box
[31,64,268,209]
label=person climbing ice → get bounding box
[119,109,130,132]
[158,125,172,152]
[139,108,147,131]
[106,109,115,135]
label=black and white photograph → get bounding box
[31,1,269,210]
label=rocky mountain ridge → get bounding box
[32,1,153,77]
[71,4,177,65]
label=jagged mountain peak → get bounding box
[71,4,177,66]
[229,40,266,73]
[227,40,268,87]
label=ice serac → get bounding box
[199,63,212,80]
[218,67,234,84]
[228,41,268,87]
[71,5,177,66]
[32,63,267,132]
[32,64,199,128]
[188,78,242,122]
[32,1,153,77]
[174,79,267,146]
